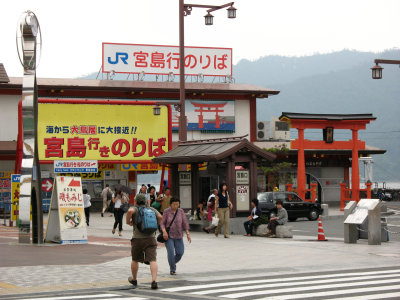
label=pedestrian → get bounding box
[149,186,161,212]
[160,187,172,214]
[112,189,129,236]
[147,184,152,193]
[148,186,157,207]
[203,197,216,233]
[101,184,113,217]
[161,198,191,275]
[207,189,218,206]
[215,183,233,238]
[264,199,288,238]
[243,199,262,236]
[126,194,162,290]
[83,188,91,226]
[135,184,149,206]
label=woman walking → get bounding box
[112,189,128,236]
[161,198,191,275]
[215,183,233,238]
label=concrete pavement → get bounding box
[0,210,400,297]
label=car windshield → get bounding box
[257,193,273,203]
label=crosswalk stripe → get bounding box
[191,273,400,295]
[221,278,400,298]
[336,291,400,300]
[161,268,400,292]
[256,285,400,300]
[24,294,121,300]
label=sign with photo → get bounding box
[45,176,88,244]
[236,185,249,211]
[236,170,249,185]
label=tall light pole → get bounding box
[178,1,237,142]
[16,11,43,244]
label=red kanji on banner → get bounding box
[99,146,110,157]
[67,137,86,158]
[44,137,64,158]
[111,139,130,157]
[88,138,100,150]
[150,52,165,68]
[149,138,166,157]
[132,138,146,157]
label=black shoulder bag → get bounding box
[157,211,178,243]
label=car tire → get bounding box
[289,217,297,222]
[308,209,319,221]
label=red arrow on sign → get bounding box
[42,179,53,192]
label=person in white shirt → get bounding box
[135,184,150,206]
[83,188,91,226]
[207,189,218,207]
[243,199,262,237]
[112,189,129,236]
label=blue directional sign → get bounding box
[54,160,98,173]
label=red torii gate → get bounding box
[279,113,376,208]
[191,102,227,129]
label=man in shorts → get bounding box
[101,184,113,217]
[126,194,162,289]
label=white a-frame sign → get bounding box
[45,176,88,244]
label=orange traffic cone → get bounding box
[317,217,328,241]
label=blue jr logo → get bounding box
[108,52,129,64]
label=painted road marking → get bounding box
[23,294,121,300]
[191,272,400,295]
[221,278,400,298]
[257,286,400,300]
[161,268,400,292]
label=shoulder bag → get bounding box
[157,210,178,243]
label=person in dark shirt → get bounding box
[214,183,233,238]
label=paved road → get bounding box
[291,202,400,242]
[2,266,400,299]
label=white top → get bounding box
[251,207,259,219]
[113,193,128,209]
[83,194,91,208]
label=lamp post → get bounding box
[178,1,236,142]
[371,59,400,79]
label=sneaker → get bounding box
[128,276,137,288]
[170,271,176,275]
[151,281,158,289]
[112,229,115,234]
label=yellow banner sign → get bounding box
[121,163,163,171]
[38,103,169,162]
[11,174,20,221]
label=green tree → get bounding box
[262,144,293,191]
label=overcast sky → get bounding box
[1,0,399,78]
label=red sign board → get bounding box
[42,179,53,192]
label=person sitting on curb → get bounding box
[243,199,262,237]
[264,199,288,238]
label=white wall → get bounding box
[0,95,20,141]
[308,167,344,204]
[172,99,250,141]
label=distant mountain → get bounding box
[79,49,400,181]
[234,49,400,181]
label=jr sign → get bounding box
[103,43,232,77]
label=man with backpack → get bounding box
[126,193,162,289]
[101,184,113,217]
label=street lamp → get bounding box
[371,59,400,79]
[178,1,236,142]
